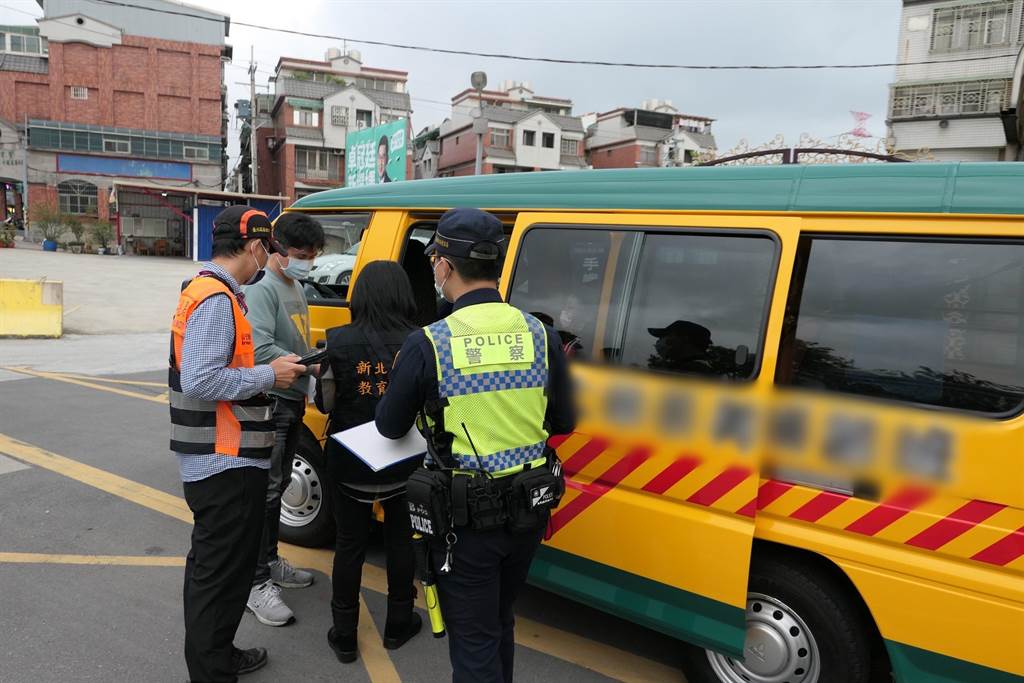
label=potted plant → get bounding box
[67,217,85,254]
[0,227,14,248]
[91,221,115,255]
[31,201,65,252]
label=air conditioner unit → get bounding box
[356,121,367,130]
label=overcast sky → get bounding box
[2,0,902,166]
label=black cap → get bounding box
[648,320,712,346]
[212,205,285,255]
[425,208,505,260]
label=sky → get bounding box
[0,0,903,167]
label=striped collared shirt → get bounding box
[174,261,275,482]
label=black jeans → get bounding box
[329,486,415,630]
[253,397,305,585]
[433,523,545,683]
[183,466,268,683]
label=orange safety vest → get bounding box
[168,275,274,458]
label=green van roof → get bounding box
[290,162,1024,216]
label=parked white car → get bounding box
[310,241,359,286]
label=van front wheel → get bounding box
[278,430,335,547]
[681,554,872,683]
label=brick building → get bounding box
[888,0,1024,160]
[0,0,229,254]
[436,80,586,176]
[586,100,716,169]
[240,48,413,203]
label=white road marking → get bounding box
[0,453,29,476]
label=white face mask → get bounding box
[280,255,312,280]
[433,258,452,303]
[246,242,269,285]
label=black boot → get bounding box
[383,598,423,650]
[328,604,359,663]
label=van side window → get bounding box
[508,228,639,361]
[401,224,441,327]
[619,233,776,379]
[777,237,1024,415]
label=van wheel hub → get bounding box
[706,592,820,683]
[281,454,322,528]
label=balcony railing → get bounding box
[890,79,1011,119]
[296,167,339,181]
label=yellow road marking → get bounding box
[281,545,685,682]
[0,552,184,567]
[0,433,191,523]
[44,372,166,388]
[0,432,680,682]
[358,601,402,683]
[0,433,398,683]
[1,367,166,404]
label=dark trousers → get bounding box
[329,485,416,631]
[253,397,305,585]
[183,466,268,683]
[433,524,545,683]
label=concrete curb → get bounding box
[0,278,64,338]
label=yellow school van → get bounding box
[281,163,1024,683]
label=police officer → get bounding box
[375,208,576,682]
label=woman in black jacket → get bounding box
[318,260,424,664]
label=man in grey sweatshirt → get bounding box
[242,211,325,626]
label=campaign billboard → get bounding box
[345,119,407,188]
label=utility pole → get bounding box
[21,114,28,232]
[470,71,487,176]
[248,46,258,195]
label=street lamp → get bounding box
[471,71,487,175]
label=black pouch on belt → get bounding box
[406,468,451,538]
[506,455,565,533]
[464,473,508,531]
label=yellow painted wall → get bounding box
[0,279,63,338]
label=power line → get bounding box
[83,0,1023,71]
[0,2,38,19]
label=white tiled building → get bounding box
[887,0,1024,160]
[437,81,586,176]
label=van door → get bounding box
[504,212,799,657]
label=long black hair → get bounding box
[349,260,417,333]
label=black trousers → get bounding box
[329,486,416,628]
[183,466,268,683]
[433,524,545,683]
[253,397,305,586]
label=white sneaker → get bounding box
[247,579,295,627]
[270,557,314,589]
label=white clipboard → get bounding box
[331,421,427,472]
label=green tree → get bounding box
[30,200,65,242]
[91,221,115,250]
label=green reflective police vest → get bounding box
[424,302,549,476]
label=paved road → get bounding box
[0,367,686,683]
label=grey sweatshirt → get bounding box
[243,268,311,402]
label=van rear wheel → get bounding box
[681,554,872,683]
[278,430,335,547]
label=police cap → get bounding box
[425,208,505,261]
